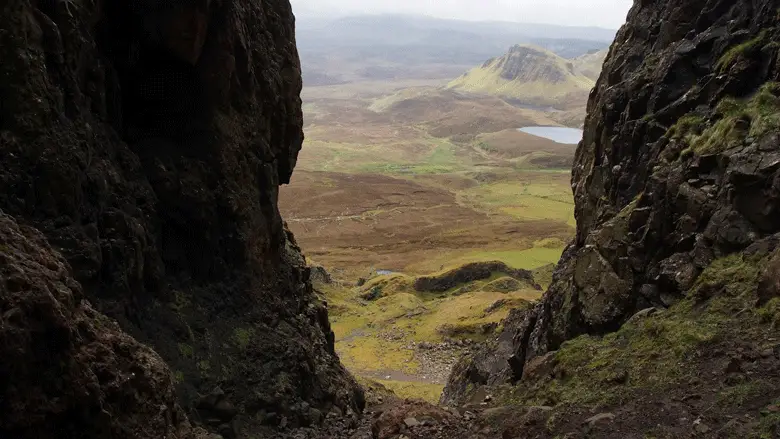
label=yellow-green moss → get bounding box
[667,114,705,140]
[170,290,192,313]
[375,379,444,403]
[758,298,780,327]
[758,399,780,438]
[669,83,780,156]
[233,328,255,349]
[501,250,772,409]
[337,337,420,374]
[717,30,770,72]
[178,343,194,359]
[692,252,764,298]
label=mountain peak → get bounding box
[448,44,597,107]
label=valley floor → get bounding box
[279,79,580,401]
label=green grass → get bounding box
[375,379,445,403]
[758,298,780,327]
[667,114,705,141]
[717,30,770,72]
[670,83,780,156]
[718,381,767,407]
[464,247,565,270]
[415,241,566,274]
[338,337,420,374]
[758,399,780,438]
[325,265,544,398]
[356,139,467,175]
[233,328,254,349]
[460,178,575,227]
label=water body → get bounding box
[376,269,394,275]
[518,126,584,144]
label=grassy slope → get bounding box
[447,44,595,106]
[321,269,545,403]
[482,250,780,438]
[573,48,609,80]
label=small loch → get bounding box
[518,126,584,144]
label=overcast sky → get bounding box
[290,0,634,29]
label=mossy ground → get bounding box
[376,380,446,404]
[321,265,544,403]
[717,30,772,72]
[489,250,780,437]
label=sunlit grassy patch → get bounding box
[414,244,565,275]
[375,379,445,403]
[402,290,540,342]
[324,264,544,397]
[459,176,575,227]
[338,337,420,374]
[330,290,423,340]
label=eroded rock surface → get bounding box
[444,0,780,405]
[0,0,362,436]
[0,213,218,439]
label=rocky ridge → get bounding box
[447,44,596,107]
[442,1,780,436]
[0,0,362,437]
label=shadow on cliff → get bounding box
[0,0,363,437]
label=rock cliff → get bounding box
[0,0,362,437]
[444,0,780,434]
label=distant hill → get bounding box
[447,44,600,108]
[295,14,614,84]
[573,48,609,80]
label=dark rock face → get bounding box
[444,0,780,404]
[0,0,362,435]
[413,261,540,293]
[0,213,217,439]
[498,45,567,83]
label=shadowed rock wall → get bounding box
[0,0,363,436]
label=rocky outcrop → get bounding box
[444,0,780,404]
[447,44,595,108]
[0,213,217,439]
[413,261,540,293]
[0,0,362,436]
[496,45,571,83]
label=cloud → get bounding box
[290,0,633,29]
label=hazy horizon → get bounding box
[291,0,634,30]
